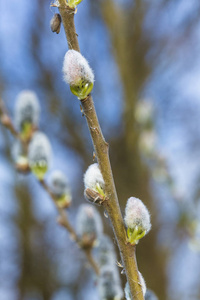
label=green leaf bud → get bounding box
[68,0,83,9]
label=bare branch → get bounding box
[57,3,144,299]
[39,178,100,275]
[58,1,80,52]
[0,98,20,139]
[0,97,99,277]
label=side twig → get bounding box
[0,98,20,139]
[0,98,99,276]
[57,3,144,300]
[40,179,100,275]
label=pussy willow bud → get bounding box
[63,50,94,99]
[95,234,117,268]
[84,163,105,200]
[76,204,103,248]
[50,13,61,34]
[12,141,29,173]
[15,90,40,141]
[98,265,123,300]
[145,290,158,300]
[67,0,83,8]
[125,272,146,299]
[139,130,156,159]
[135,100,154,128]
[28,132,52,180]
[124,197,151,245]
[49,170,72,208]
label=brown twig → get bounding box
[0,98,20,139]
[57,2,144,299]
[39,179,100,275]
[0,97,99,276]
[58,0,80,52]
[84,248,100,276]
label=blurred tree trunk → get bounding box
[0,122,59,300]
[15,182,58,300]
[100,1,167,299]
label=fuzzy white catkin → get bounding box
[15,90,40,131]
[139,130,156,157]
[49,170,70,198]
[135,100,153,126]
[63,50,94,86]
[145,290,158,300]
[97,235,115,253]
[98,265,123,300]
[76,204,103,240]
[28,132,52,169]
[124,272,146,299]
[139,272,146,297]
[84,163,105,190]
[95,234,117,267]
[124,197,151,233]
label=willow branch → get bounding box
[0,98,20,139]
[84,248,100,275]
[57,3,144,300]
[58,0,80,52]
[0,98,99,276]
[39,179,100,275]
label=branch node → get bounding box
[84,188,108,206]
[80,94,90,103]
[90,126,99,135]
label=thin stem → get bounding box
[58,1,80,51]
[39,179,77,240]
[0,98,20,139]
[0,98,99,277]
[84,248,100,276]
[39,179,99,275]
[81,96,143,299]
[57,3,144,299]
